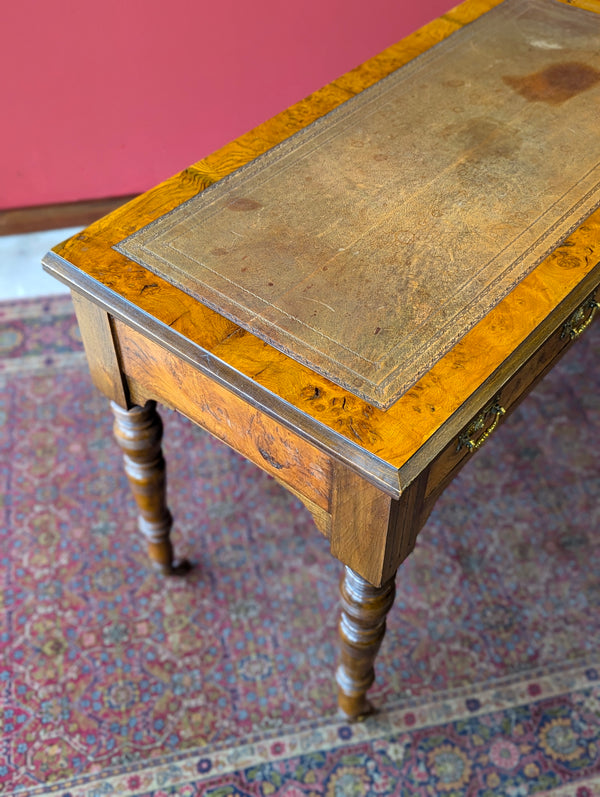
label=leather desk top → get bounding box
[43,0,600,495]
[117,0,600,408]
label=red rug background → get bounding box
[0,295,598,795]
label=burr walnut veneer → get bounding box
[43,0,600,719]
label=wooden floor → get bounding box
[0,195,135,236]
[0,196,134,300]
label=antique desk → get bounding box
[43,0,600,720]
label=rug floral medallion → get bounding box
[0,295,598,796]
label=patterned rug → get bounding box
[0,294,598,797]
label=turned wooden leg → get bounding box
[336,566,396,720]
[111,400,190,576]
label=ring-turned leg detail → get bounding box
[111,400,191,576]
[336,566,396,720]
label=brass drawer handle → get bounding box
[561,296,599,340]
[457,399,506,453]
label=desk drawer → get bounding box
[421,289,599,512]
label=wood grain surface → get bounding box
[41,0,600,717]
[111,401,190,576]
[45,0,600,496]
[336,567,397,719]
[115,320,334,513]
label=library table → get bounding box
[43,0,600,719]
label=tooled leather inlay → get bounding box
[117,0,600,408]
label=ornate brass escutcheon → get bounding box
[561,295,599,340]
[457,398,506,453]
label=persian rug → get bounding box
[0,294,598,797]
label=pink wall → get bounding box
[3,0,453,210]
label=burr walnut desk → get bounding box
[43,0,600,720]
